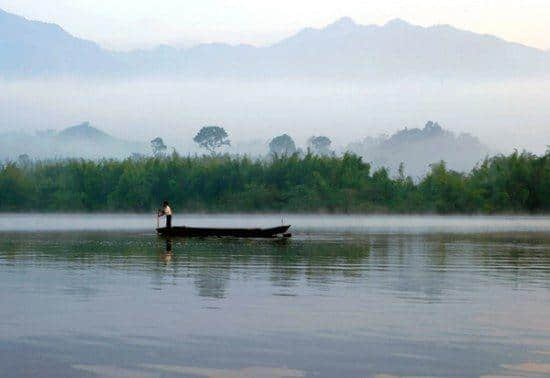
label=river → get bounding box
[1,214,550,377]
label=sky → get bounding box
[1,0,549,51]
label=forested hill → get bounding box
[347,121,490,177]
[1,151,549,213]
[0,122,147,160]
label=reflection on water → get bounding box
[1,215,550,377]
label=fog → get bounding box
[2,213,550,233]
[1,76,550,156]
[2,7,550,172]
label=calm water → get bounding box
[2,214,550,378]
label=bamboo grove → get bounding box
[1,150,549,213]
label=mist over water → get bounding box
[2,213,550,233]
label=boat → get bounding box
[156,225,291,238]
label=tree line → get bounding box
[1,150,549,213]
[150,126,334,157]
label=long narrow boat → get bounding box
[156,225,291,238]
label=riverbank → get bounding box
[1,151,548,213]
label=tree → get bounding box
[397,162,406,182]
[0,150,549,213]
[193,126,231,155]
[150,137,167,157]
[17,154,31,167]
[269,134,296,156]
[307,136,332,156]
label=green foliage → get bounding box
[193,126,230,155]
[1,150,549,213]
[0,162,33,210]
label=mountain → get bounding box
[56,122,112,141]
[0,9,117,76]
[0,122,147,160]
[266,17,550,80]
[346,121,491,178]
[1,9,548,80]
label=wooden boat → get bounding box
[156,224,291,238]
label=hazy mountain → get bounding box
[346,121,491,178]
[0,119,491,178]
[56,122,113,141]
[266,17,550,80]
[0,9,118,76]
[1,8,548,80]
[0,122,147,160]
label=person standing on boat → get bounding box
[158,201,172,229]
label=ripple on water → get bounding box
[2,214,550,377]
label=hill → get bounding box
[56,122,113,141]
[0,122,147,160]
[1,9,548,81]
[346,121,491,177]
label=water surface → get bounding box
[2,214,550,377]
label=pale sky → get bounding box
[1,0,549,51]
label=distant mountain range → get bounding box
[0,122,147,160]
[1,8,548,80]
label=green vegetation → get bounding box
[0,150,549,213]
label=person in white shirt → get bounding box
[158,201,172,228]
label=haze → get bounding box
[1,5,550,172]
[2,76,550,154]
